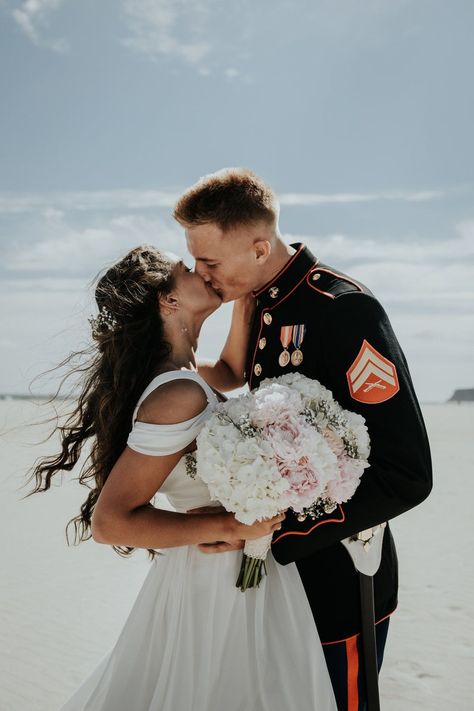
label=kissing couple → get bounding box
[30,168,432,711]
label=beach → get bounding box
[0,400,473,710]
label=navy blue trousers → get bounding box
[322,617,390,711]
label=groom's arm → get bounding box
[198,295,255,392]
[271,291,433,564]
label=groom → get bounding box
[175,168,432,710]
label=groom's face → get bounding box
[185,221,271,302]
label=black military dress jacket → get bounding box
[244,243,432,644]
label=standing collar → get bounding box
[253,243,318,308]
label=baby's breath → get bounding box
[218,412,258,438]
[185,452,197,479]
[342,434,359,458]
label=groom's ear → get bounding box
[254,240,271,264]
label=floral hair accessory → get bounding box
[88,306,119,339]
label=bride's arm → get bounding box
[92,449,283,549]
[91,380,283,549]
[198,294,255,392]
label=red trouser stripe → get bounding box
[346,635,359,711]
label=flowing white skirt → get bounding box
[59,545,337,711]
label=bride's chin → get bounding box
[208,298,222,314]
[205,283,222,299]
[199,296,222,321]
[208,289,223,307]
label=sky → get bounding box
[0,0,473,402]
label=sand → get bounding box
[0,400,472,710]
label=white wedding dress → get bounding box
[59,371,337,711]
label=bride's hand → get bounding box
[187,507,286,555]
[187,506,286,541]
[186,505,245,554]
[198,539,245,554]
[197,513,286,555]
[231,512,286,541]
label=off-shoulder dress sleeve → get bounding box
[126,370,217,457]
[127,408,212,456]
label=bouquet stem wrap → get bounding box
[236,533,273,592]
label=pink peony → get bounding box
[324,427,345,457]
[325,454,364,503]
[250,384,303,428]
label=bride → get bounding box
[28,245,337,711]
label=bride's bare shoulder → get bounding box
[137,378,209,426]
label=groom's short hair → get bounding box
[174,168,279,231]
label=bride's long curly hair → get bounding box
[26,245,177,559]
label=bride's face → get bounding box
[169,260,222,318]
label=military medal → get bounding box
[291,324,306,366]
[279,325,292,367]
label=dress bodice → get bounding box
[127,370,220,513]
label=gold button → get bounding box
[312,272,321,281]
[259,337,266,349]
[263,312,272,325]
[269,286,279,298]
[254,363,262,376]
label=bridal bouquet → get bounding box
[187,373,371,591]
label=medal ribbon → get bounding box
[292,324,306,348]
[280,326,293,349]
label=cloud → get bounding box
[0,189,180,215]
[289,221,474,400]
[0,186,452,216]
[10,0,69,52]
[292,221,474,311]
[121,0,211,65]
[118,0,418,72]
[279,190,445,206]
[2,211,185,278]
[4,202,472,318]
[224,67,240,80]
[5,0,419,68]
[1,202,472,399]
[290,222,474,396]
[0,209,191,394]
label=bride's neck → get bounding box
[159,316,202,372]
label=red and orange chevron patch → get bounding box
[346,340,399,404]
